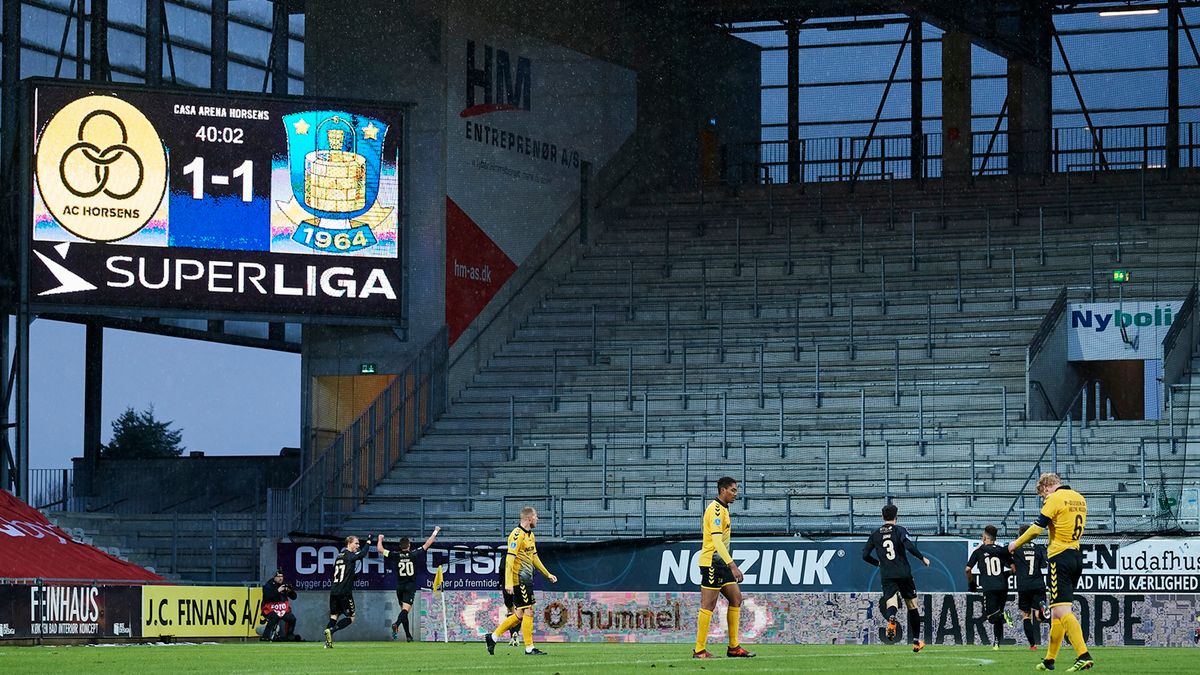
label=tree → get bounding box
[101,405,185,459]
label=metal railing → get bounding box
[1162,283,1199,412]
[29,468,77,511]
[273,326,448,536]
[999,384,1091,529]
[47,511,265,582]
[319,490,1162,539]
[729,122,1200,185]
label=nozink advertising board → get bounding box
[23,79,405,324]
[278,538,970,593]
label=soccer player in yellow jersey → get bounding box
[486,506,557,656]
[693,476,755,659]
[1008,472,1094,672]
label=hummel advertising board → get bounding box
[24,79,404,323]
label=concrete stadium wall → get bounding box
[288,590,423,643]
[72,452,299,511]
[301,0,760,463]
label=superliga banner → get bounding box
[420,591,1200,647]
[25,79,403,323]
[444,15,637,343]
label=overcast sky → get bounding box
[19,318,300,469]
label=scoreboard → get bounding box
[24,79,405,323]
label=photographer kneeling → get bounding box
[261,568,299,642]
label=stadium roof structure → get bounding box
[661,0,1199,66]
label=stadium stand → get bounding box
[331,172,1200,540]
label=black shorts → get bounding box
[1017,588,1047,613]
[700,564,737,590]
[396,581,416,606]
[1048,549,1083,607]
[511,582,535,609]
[328,593,355,618]
[502,589,515,611]
[983,589,1010,622]
[881,576,918,602]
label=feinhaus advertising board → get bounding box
[24,79,404,323]
[0,584,142,640]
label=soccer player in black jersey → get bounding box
[965,525,1015,650]
[1014,524,1050,650]
[863,504,930,652]
[323,534,379,649]
[497,549,520,646]
[381,526,441,641]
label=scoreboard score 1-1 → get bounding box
[24,79,405,323]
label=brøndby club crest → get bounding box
[277,111,392,252]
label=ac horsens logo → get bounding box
[34,94,167,242]
[462,40,531,117]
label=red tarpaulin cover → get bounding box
[0,490,162,582]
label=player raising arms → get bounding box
[1014,523,1050,650]
[1008,472,1094,672]
[863,503,930,652]
[485,506,557,656]
[380,526,441,641]
[323,534,381,648]
[965,524,1015,650]
[693,476,755,659]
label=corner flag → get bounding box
[432,565,445,594]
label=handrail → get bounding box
[1162,283,1197,356]
[1026,286,1068,363]
[278,325,448,535]
[320,489,1159,538]
[999,383,1089,528]
[1027,380,1060,420]
[728,121,1196,185]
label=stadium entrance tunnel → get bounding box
[1072,359,1159,421]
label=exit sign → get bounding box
[360,363,377,374]
[1113,270,1130,283]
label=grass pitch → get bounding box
[0,641,1193,673]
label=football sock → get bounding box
[492,614,520,640]
[694,608,713,652]
[885,604,898,621]
[1060,613,1088,657]
[1047,617,1065,661]
[727,606,741,648]
[325,619,336,630]
[1024,617,1039,645]
[521,615,534,649]
[906,608,921,642]
[992,622,1004,644]
[336,617,352,632]
[399,609,411,637]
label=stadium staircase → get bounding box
[339,171,1200,541]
